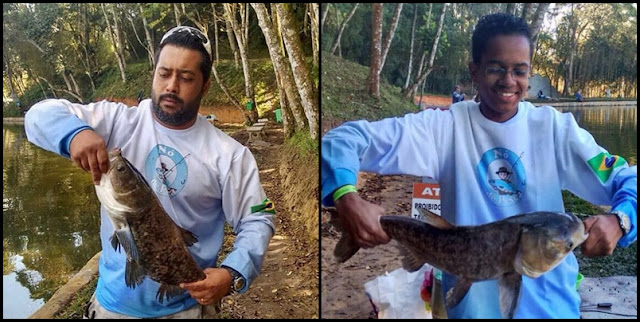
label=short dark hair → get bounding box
[471,13,533,63]
[154,26,212,84]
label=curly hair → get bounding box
[471,13,532,63]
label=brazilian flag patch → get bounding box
[587,152,626,183]
[250,199,276,214]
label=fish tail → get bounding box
[156,283,186,304]
[327,208,360,263]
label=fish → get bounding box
[329,207,589,319]
[94,148,206,303]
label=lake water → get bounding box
[2,104,637,318]
[3,124,101,319]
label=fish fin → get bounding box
[156,283,186,304]
[417,208,454,230]
[124,257,145,289]
[444,278,473,309]
[114,229,139,261]
[398,246,426,272]
[109,232,121,252]
[327,208,360,263]
[178,226,199,247]
[498,272,522,319]
[334,233,360,263]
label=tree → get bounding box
[224,3,258,123]
[330,3,359,56]
[379,3,403,72]
[403,3,447,100]
[101,3,127,83]
[367,3,383,98]
[403,4,418,91]
[251,3,307,138]
[275,3,319,140]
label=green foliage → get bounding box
[323,3,637,98]
[53,277,97,319]
[287,130,318,158]
[3,103,22,117]
[563,190,637,277]
[321,53,417,122]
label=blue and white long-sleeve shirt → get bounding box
[25,99,275,318]
[321,101,636,318]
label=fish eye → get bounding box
[117,164,126,172]
[568,242,574,249]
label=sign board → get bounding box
[411,182,441,220]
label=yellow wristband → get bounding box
[333,184,357,202]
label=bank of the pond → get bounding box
[3,117,25,124]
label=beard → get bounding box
[151,91,201,127]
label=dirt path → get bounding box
[222,123,319,319]
[321,172,421,319]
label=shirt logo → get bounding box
[476,148,526,207]
[145,144,188,197]
[587,152,626,183]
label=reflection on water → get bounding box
[3,124,101,319]
[554,105,637,165]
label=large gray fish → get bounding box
[95,148,206,303]
[330,208,589,318]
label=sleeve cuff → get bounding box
[321,168,358,207]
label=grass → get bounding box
[53,278,97,319]
[287,130,319,158]
[563,190,638,277]
[321,52,418,122]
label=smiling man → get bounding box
[320,13,636,318]
[25,26,275,318]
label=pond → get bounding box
[3,124,101,319]
[1,104,637,318]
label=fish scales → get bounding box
[95,148,206,303]
[381,215,520,280]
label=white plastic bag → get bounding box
[364,264,433,319]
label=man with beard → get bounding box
[25,26,275,318]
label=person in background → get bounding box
[452,85,466,103]
[575,90,584,102]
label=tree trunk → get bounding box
[321,3,330,31]
[139,4,155,67]
[101,3,126,83]
[3,51,18,103]
[379,3,403,72]
[521,3,533,22]
[111,4,127,70]
[78,4,96,91]
[275,3,319,140]
[252,3,303,139]
[506,3,516,15]
[529,3,550,62]
[211,62,249,124]
[211,4,220,63]
[368,3,383,98]
[225,19,240,67]
[224,3,258,123]
[330,3,359,55]
[252,3,307,134]
[173,3,181,26]
[403,4,418,91]
[404,3,447,99]
[310,3,319,69]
